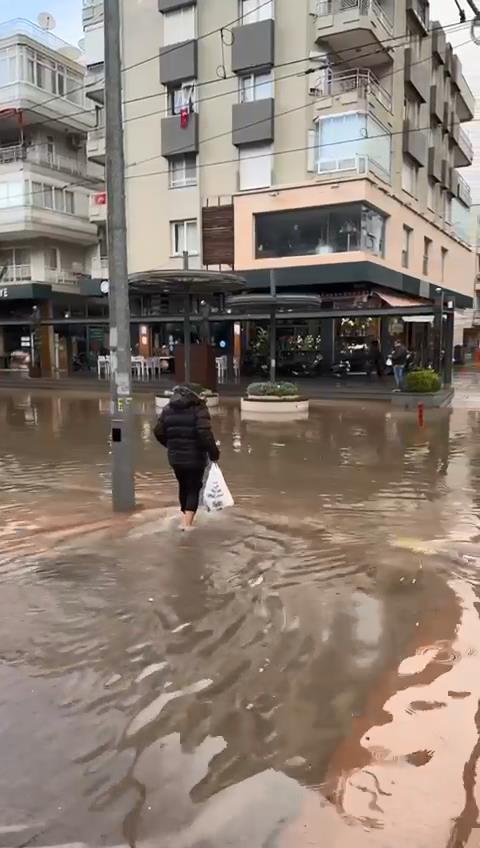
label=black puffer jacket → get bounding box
[154,387,220,469]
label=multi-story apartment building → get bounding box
[80,0,476,371]
[0,17,105,370]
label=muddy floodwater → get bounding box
[3,388,480,847]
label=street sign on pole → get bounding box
[104,0,136,512]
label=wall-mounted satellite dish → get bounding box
[37,11,56,30]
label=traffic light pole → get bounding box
[104,0,136,512]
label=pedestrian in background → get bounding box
[154,385,219,529]
[391,340,408,391]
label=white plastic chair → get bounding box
[131,356,144,380]
[216,355,227,383]
[97,355,110,379]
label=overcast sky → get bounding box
[8,0,480,93]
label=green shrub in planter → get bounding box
[164,383,213,397]
[404,369,442,393]
[247,381,299,397]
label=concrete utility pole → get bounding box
[183,251,192,383]
[104,0,136,512]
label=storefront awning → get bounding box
[377,290,431,309]
[402,315,434,324]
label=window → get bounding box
[29,180,75,213]
[171,219,198,256]
[65,191,75,214]
[255,203,386,259]
[163,5,196,46]
[402,225,412,268]
[240,70,273,103]
[316,112,391,180]
[441,247,448,282]
[43,185,53,209]
[423,237,432,275]
[168,80,196,115]
[402,157,418,197]
[427,180,435,211]
[0,47,18,86]
[169,155,197,188]
[45,247,58,270]
[239,143,272,190]
[0,181,25,208]
[242,0,274,23]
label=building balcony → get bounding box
[430,84,443,123]
[456,75,475,122]
[90,257,109,279]
[159,40,198,86]
[313,68,392,119]
[316,153,390,184]
[406,0,430,35]
[0,81,95,134]
[473,310,480,326]
[161,112,199,157]
[403,120,427,167]
[457,171,472,207]
[232,99,274,146]
[231,19,275,74]
[0,205,97,244]
[404,47,429,102]
[311,0,394,65]
[450,167,459,197]
[0,144,26,167]
[82,0,104,25]
[0,264,32,283]
[428,146,442,182]
[44,269,80,289]
[89,191,107,223]
[85,63,104,105]
[431,21,446,63]
[87,126,106,165]
[452,122,473,167]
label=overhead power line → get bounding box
[126,34,474,170]
[20,16,472,134]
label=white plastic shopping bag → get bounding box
[203,463,234,512]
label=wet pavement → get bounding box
[2,380,480,846]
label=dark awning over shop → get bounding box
[0,284,51,300]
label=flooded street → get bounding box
[3,388,480,847]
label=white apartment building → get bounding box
[0,17,107,367]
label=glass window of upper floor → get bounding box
[242,0,274,24]
[255,203,386,260]
[163,5,196,45]
[240,70,273,102]
[0,45,83,105]
[314,111,391,182]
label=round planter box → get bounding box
[155,394,219,415]
[241,396,310,417]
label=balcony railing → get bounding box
[317,153,390,182]
[0,144,26,166]
[312,0,394,33]
[458,126,474,160]
[44,269,79,287]
[0,18,76,52]
[457,171,472,206]
[1,264,32,282]
[313,68,392,111]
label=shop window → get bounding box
[255,203,386,259]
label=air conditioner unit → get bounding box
[67,134,83,151]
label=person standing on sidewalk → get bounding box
[154,385,219,529]
[391,340,408,391]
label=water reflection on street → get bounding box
[2,390,480,847]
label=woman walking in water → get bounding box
[154,385,219,529]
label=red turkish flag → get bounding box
[180,107,189,129]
